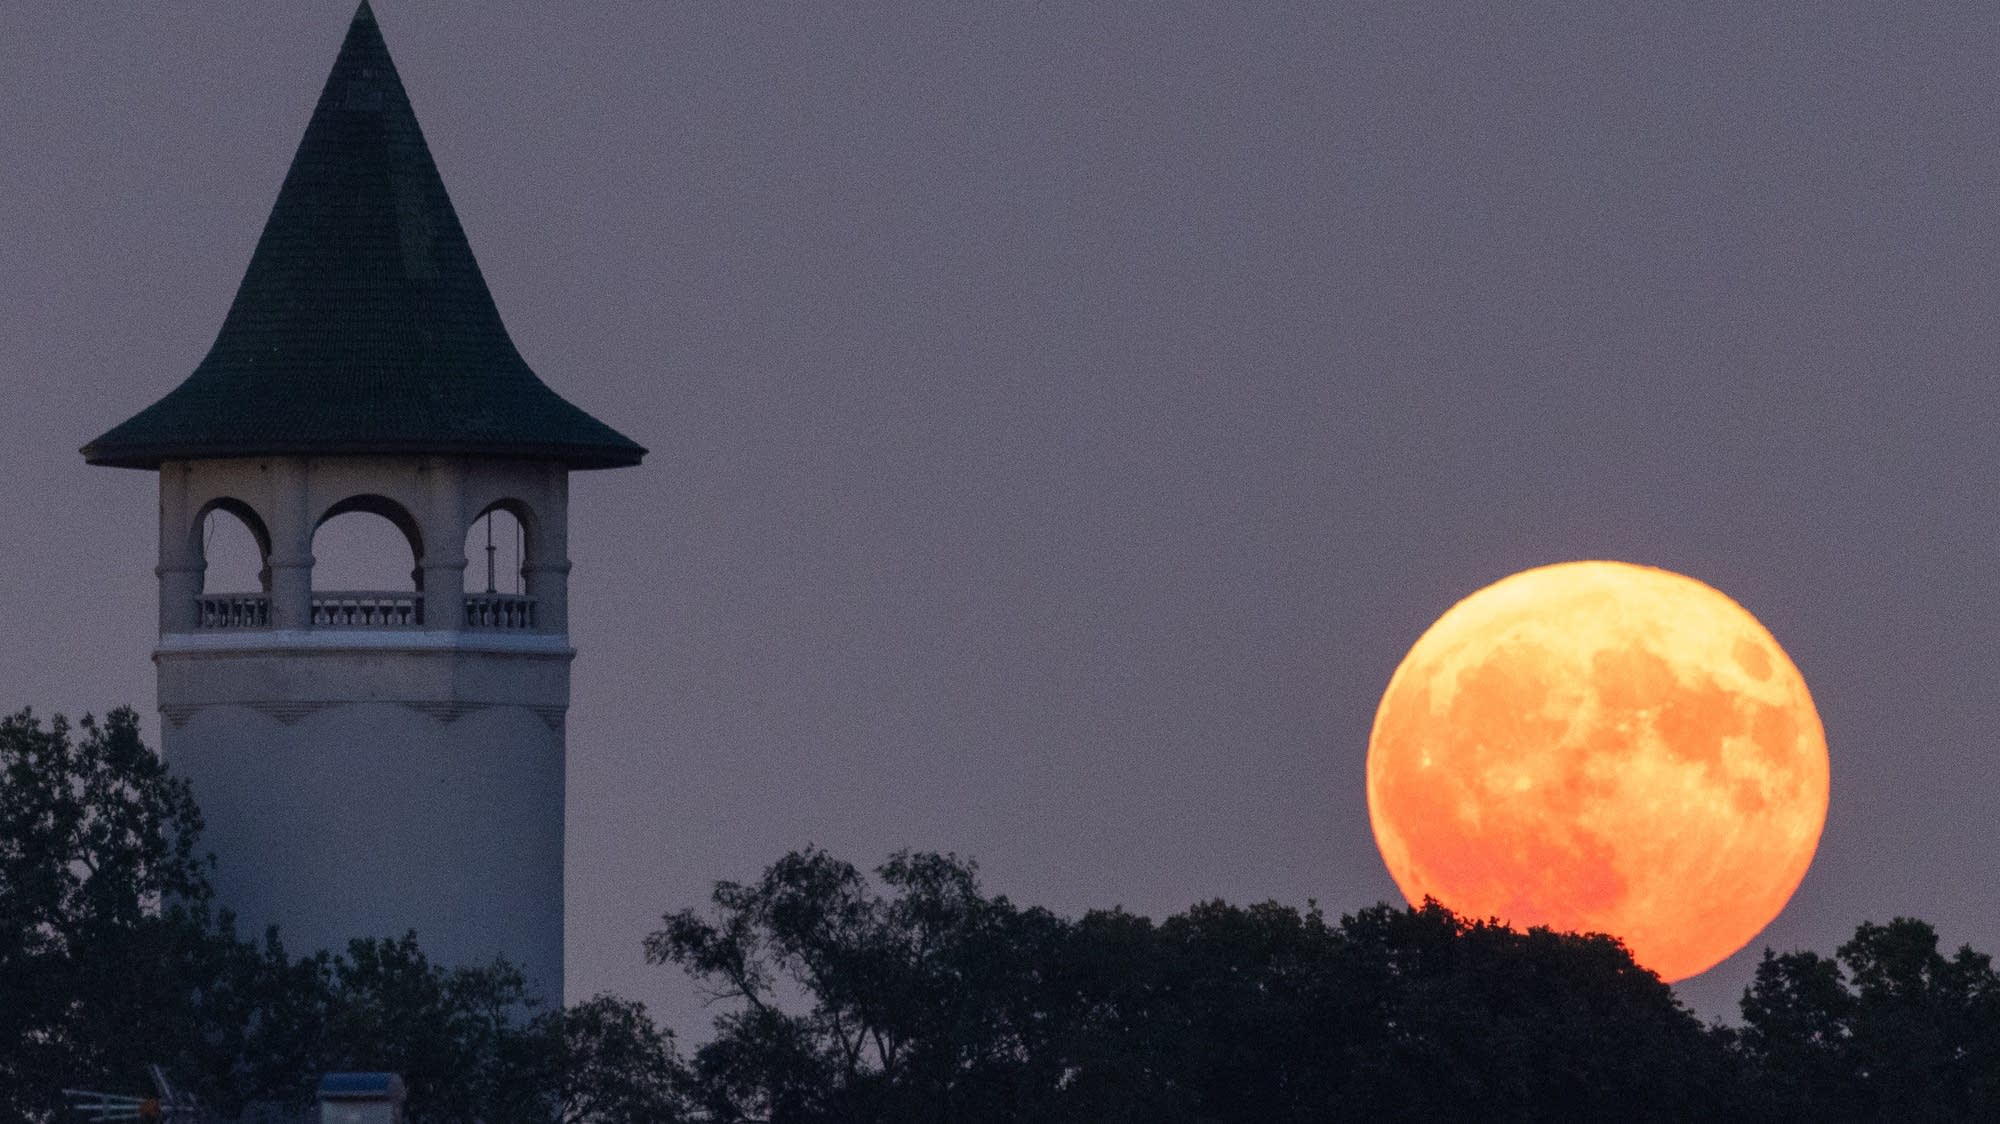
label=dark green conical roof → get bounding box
[83,3,644,470]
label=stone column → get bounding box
[522,464,570,634]
[267,458,315,629]
[156,462,201,635]
[421,458,466,630]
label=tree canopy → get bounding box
[0,708,681,1123]
[0,707,224,1112]
[649,848,1734,1122]
[8,705,2000,1122]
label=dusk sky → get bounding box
[6,2,1997,1027]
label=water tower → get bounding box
[80,3,643,999]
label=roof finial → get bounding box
[354,0,376,23]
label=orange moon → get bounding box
[1366,560,1829,981]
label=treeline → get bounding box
[4,708,1997,1122]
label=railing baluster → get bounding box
[194,593,274,631]
[462,592,539,631]
[195,591,486,632]
[293,591,425,629]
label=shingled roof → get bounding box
[82,2,645,470]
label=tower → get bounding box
[80,4,643,999]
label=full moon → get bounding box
[1366,561,1829,982]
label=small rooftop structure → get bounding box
[318,1072,407,1124]
[82,1,643,471]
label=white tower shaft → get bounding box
[155,455,572,998]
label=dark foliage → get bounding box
[648,849,1078,1122]
[0,707,229,1118]
[1738,917,2000,1121]
[550,994,690,1124]
[14,705,2000,1122]
[650,849,1738,1122]
[0,709,685,1123]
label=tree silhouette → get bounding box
[0,707,225,1116]
[17,703,2000,1122]
[1739,917,2000,1121]
[0,708,685,1123]
[649,848,1735,1122]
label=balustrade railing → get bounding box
[464,593,537,630]
[196,594,271,629]
[188,592,538,631]
[311,592,423,627]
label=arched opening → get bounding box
[312,495,424,626]
[463,501,537,630]
[194,499,271,593]
[192,498,273,629]
[313,496,424,590]
[463,505,528,596]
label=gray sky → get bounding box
[5,2,1998,1027]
